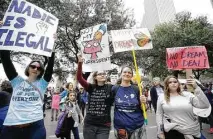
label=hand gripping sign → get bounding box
[0,0,59,57]
[111,28,153,125]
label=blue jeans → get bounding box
[0,119,46,139]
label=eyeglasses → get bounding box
[168,81,178,84]
[97,73,106,76]
[29,65,42,71]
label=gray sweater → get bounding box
[156,86,210,138]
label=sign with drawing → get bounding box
[0,0,58,57]
[79,23,111,72]
[111,28,153,53]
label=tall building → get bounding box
[141,0,176,31]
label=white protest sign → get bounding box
[111,28,153,53]
[79,23,111,72]
[0,0,58,57]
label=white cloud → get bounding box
[174,0,213,23]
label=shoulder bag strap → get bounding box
[25,80,44,102]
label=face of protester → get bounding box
[121,67,133,82]
[95,71,107,82]
[154,81,160,86]
[69,93,76,102]
[79,87,84,93]
[68,83,73,91]
[167,77,179,92]
[28,62,41,78]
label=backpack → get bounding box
[112,85,143,112]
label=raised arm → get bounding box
[186,78,210,109]
[77,55,89,90]
[0,50,18,80]
[190,86,210,109]
[43,52,55,82]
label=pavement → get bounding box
[44,109,213,139]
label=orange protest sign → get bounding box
[166,46,209,70]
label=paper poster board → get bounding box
[166,46,209,70]
[0,0,59,57]
[79,23,111,72]
[111,28,153,53]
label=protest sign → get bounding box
[0,0,58,57]
[79,23,111,72]
[166,46,209,70]
[111,28,153,53]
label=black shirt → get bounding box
[84,84,113,126]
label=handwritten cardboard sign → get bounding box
[0,0,58,57]
[79,23,111,72]
[166,46,209,70]
[111,28,153,53]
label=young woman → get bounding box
[77,55,114,139]
[156,76,210,139]
[60,82,74,111]
[0,50,54,139]
[61,91,84,139]
[112,66,147,139]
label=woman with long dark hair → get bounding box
[0,50,54,139]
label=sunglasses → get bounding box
[168,81,178,84]
[29,65,42,71]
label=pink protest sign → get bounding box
[166,46,209,70]
[51,94,60,109]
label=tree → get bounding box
[137,12,213,79]
[0,0,135,81]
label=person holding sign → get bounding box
[156,76,210,139]
[77,55,114,139]
[112,66,147,139]
[0,50,55,139]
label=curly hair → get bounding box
[0,80,13,93]
[164,76,182,103]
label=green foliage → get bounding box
[0,0,135,80]
[138,12,213,79]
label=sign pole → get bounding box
[131,49,148,125]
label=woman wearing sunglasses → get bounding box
[76,55,114,139]
[0,50,54,139]
[156,75,210,139]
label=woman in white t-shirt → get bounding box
[0,50,55,139]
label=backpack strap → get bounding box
[111,85,120,98]
[131,85,143,113]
